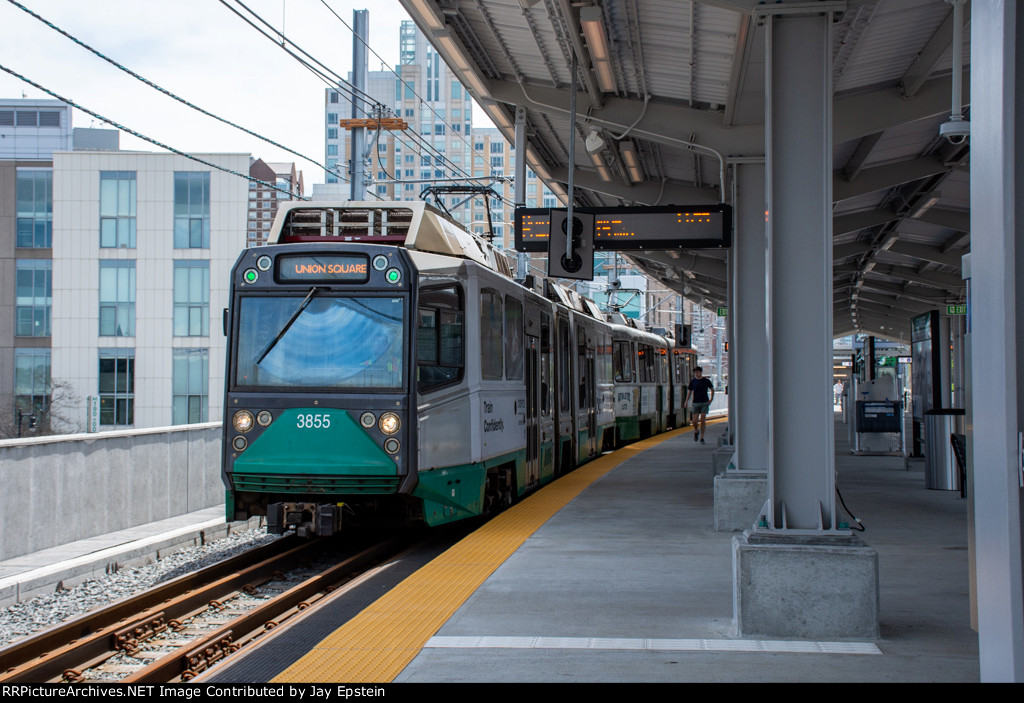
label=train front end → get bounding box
[222,242,414,537]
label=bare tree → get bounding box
[0,378,82,439]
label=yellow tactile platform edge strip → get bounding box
[274,422,719,683]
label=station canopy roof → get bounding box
[399,0,971,342]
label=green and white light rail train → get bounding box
[221,202,697,537]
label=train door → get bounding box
[577,322,597,459]
[585,332,597,457]
[525,334,540,487]
[556,315,574,473]
[540,312,554,480]
[667,350,677,428]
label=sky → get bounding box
[0,0,424,187]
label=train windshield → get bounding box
[234,295,405,389]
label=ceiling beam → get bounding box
[848,309,912,335]
[899,1,970,98]
[833,208,900,236]
[493,83,767,155]
[854,279,950,306]
[885,240,964,269]
[834,241,874,260]
[853,300,927,320]
[490,70,968,159]
[834,70,970,143]
[833,155,950,203]
[722,13,754,127]
[842,131,884,181]
[915,207,971,232]
[627,250,729,286]
[853,292,935,314]
[548,166,720,205]
[869,264,965,290]
[940,231,971,254]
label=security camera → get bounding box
[940,118,970,145]
[610,278,622,290]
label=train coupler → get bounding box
[267,502,344,537]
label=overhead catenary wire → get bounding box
[216,0,518,228]
[219,0,377,108]
[220,0,486,191]
[316,0,499,187]
[5,0,353,186]
[0,62,307,199]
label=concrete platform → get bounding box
[396,415,978,682]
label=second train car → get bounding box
[221,202,698,536]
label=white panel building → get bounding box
[50,151,248,430]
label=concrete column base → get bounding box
[732,531,879,639]
[711,446,735,475]
[714,472,767,532]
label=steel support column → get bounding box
[732,162,768,473]
[969,1,1024,682]
[733,13,876,640]
[764,13,835,531]
[726,249,735,443]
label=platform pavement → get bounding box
[396,415,979,683]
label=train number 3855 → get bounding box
[296,413,332,429]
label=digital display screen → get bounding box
[516,211,551,250]
[514,204,731,252]
[276,254,370,283]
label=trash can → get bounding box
[923,408,966,491]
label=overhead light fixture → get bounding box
[618,141,643,183]
[408,0,446,31]
[434,32,471,72]
[587,151,612,183]
[585,128,605,154]
[580,6,616,93]
[459,66,491,100]
[528,149,551,181]
[910,192,940,219]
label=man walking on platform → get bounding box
[685,366,715,444]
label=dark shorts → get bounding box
[691,401,711,415]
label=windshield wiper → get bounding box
[255,286,319,365]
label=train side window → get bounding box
[417,285,464,392]
[613,341,631,382]
[480,288,503,380]
[504,295,524,380]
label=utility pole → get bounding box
[350,9,368,201]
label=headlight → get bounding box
[359,412,376,429]
[233,410,254,433]
[256,410,273,427]
[384,438,400,454]
[378,412,401,435]
[232,435,248,451]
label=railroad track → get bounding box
[0,532,411,683]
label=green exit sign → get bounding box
[946,304,967,315]
[717,307,728,317]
